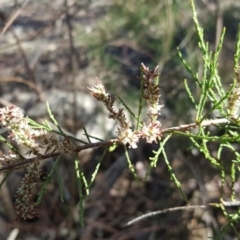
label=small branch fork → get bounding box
[0,118,230,172]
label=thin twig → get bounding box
[0,0,29,36]
[0,7,37,84]
[124,200,240,227]
[124,205,207,227]
[161,118,230,134]
[64,0,79,131]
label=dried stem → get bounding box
[124,200,240,227]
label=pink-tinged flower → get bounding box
[141,121,162,143]
[88,78,109,101]
[118,128,139,149]
[89,78,130,130]
[0,106,47,151]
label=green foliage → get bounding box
[74,158,85,227]
[36,157,62,206]
[171,0,240,236]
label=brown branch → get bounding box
[0,139,117,172]
[0,118,230,172]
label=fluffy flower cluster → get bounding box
[0,106,76,219]
[89,78,139,148]
[117,128,139,149]
[0,106,75,161]
[89,78,129,128]
[141,121,162,143]
[89,63,163,148]
[139,63,163,142]
[0,106,46,148]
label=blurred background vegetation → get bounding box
[1,0,240,239]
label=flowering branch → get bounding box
[0,118,230,173]
[89,78,139,148]
[89,64,164,148]
[0,63,236,221]
[0,139,117,172]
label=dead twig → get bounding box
[0,0,29,36]
[0,6,36,85]
[124,201,240,227]
[0,76,44,100]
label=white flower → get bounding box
[148,104,164,116]
[88,78,109,100]
[118,128,139,149]
[141,121,162,143]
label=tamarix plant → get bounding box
[0,0,240,237]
